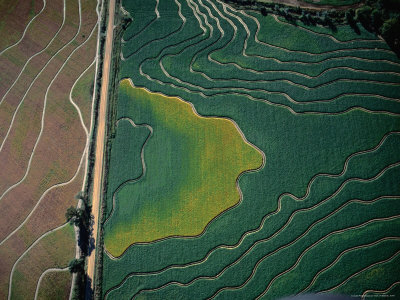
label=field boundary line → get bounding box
[107,204,399,299]
[153,6,400,101]
[138,66,400,114]
[0,138,87,247]
[0,10,100,206]
[134,2,400,113]
[104,133,400,294]
[362,281,400,299]
[227,4,376,44]
[243,11,393,56]
[271,14,383,44]
[122,0,184,61]
[257,236,400,298]
[0,57,96,248]
[127,0,400,118]
[102,118,153,226]
[102,79,265,261]
[208,55,400,80]
[0,0,77,154]
[234,8,400,65]
[121,0,159,43]
[131,209,400,299]
[207,4,400,79]
[34,267,70,300]
[69,59,97,136]
[7,223,70,300]
[0,0,67,107]
[0,0,46,56]
[301,233,400,292]
[319,250,400,293]
[145,60,400,110]
[0,0,67,147]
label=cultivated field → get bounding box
[0,0,99,298]
[100,0,400,299]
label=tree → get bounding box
[261,7,268,16]
[378,0,399,10]
[346,10,355,25]
[75,191,86,201]
[381,17,400,41]
[371,9,383,30]
[356,6,373,30]
[68,258,85,273]
[381,17,400,56]
[65,206,83,226]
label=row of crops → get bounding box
[102,0,400,298]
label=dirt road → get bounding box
[87,0,116,292]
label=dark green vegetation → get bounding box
[303,0,361,5]
[227,0,400,56]
[352,0,400,55]
[100,0,400,298]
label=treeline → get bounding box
[66,192,94,300]
[349,0,400,55]
[223,0,400,56]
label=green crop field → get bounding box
[101,0,400,299]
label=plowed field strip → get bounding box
[0,0,67,108]
[0,0,46,56]
[0,12,97,206]
[7,223,69,299]
[34,267,70,300]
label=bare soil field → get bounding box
[0,0,65,98]
[0,0,43,51]
[0,0,99,298]
[9,224,75,299]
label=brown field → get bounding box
[36,269,72,300]
[0,0,78,157]
[0,0,95,158]
[0,173,80,299]
[10,224,75,300]
[0,0,65,98]
[0,1,97,196]
[0,0,43,51]
[0,33,97,241]
[0,0,99,298]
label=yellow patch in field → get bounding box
[105,79,264,257]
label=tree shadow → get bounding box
[85,276,93,300]
[77,215,95,256]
